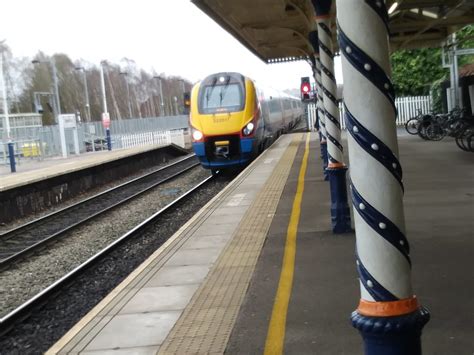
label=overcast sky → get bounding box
[0,0,342,90]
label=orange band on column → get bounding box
[315,15,331,20]
[357,296,419,317]
[327,162,345,168]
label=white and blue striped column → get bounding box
[336,1,429,354]
[311,0,351,233]
[314,57,327,145]
[309,31,329,179]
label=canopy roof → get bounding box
[192,0,474,63]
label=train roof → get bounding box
[196,72,300,101]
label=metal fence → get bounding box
[0,113,43,140]
[115,130,185,149]
[1,138,44,165]
[307,95,432,130]
[1,115,189,165]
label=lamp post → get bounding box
[0,40,10,140]
[99,61,108,114]
[0,39,15,173]
[32,57,61,122]
[153,76,166,116]
[178,79,185,114]
[100,60,111,151]
[75,66,91,122]
[173,96,178,116]
[119,71,133,118]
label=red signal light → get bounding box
[300,76,311,101]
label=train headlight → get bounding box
[192,130,203,141]
[242,122,255,136]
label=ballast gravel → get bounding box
[0,154,190,234]
[0,166,208,317]
[0,170,231,354]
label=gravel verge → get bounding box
[0,170,232,354]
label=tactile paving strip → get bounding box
[158,134,303,354]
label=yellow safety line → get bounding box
[264,133,311,355]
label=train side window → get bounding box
[269,99,281,113]
[256,90,269,117]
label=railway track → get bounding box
[0,174,215,334]
[0,154,199,268]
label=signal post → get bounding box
[300,77,313,132]
[100,62,112,151]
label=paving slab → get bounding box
[165,247,222,266]
[119,284,200,314]
[145,265,211,287]
[182,234,232,250]
[83,311,180,351]
[81,345,160,355]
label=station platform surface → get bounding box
[47,132,473,354]
[0,145,167,192]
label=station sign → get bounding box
[57,114,79,158]
[102,112,111,129]
[58,114,77,129]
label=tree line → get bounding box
[0,45,193,125]
[2,24,472,125]
[391,25,473,97]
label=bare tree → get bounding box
[5,49,194,124]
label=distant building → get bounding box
[441,63,474,113]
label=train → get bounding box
[190,72,303,172]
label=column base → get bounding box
[326,166,351,233]
[351,307,430,355]
[320,142,329,181]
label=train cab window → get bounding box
[199,83,245,114]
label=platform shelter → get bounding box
[190,1,474,353]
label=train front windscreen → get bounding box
[198,74,246,114]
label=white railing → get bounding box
[307,104,317,131]
[395,96,432,125]
[308,95,432,130]
[0,113,42,130]
[306,103,348,130]
[114,129,185,149]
